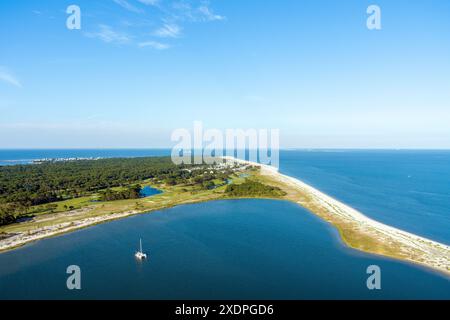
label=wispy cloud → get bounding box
[0,67,22,88]
[138,41,170,50]
[137,0,159,6]
[153,23,181,38]
[113,0,143,13]
[88,1,225,48]
[85,25,131,44]
[172,2,226,22]
[198,5,225,21]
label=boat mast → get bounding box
[140,238,142,253]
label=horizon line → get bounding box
[1,147,450,151]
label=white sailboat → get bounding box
[135,238,147,260]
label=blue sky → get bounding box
[1,0,450,148]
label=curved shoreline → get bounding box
[1,157,449,277]
[225,157,450,277]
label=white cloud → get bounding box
[85,25,131,44]
[113,0,143,13]
[172,2,226,22]
[0,67,22,88]
[153,23,181,38]
[88,1,224,48]
[198,5,225,21]
[172,2,194,19]
[137,0,159,5]
[138,41,170,50]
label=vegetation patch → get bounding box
[99,185,142,202]
[225,181,286,198]
[0,157,239,226]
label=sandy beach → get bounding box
[0,209,140,252]
[224,157,450,277]
[1,157,449,277]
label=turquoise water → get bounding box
[0,149,449,299]
[0,200,448,300]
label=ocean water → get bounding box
[0,149,449,299]
[0,149,171,166]
[279,150,450,245]
[0,200,449,300]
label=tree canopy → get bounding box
[225,181,286,198]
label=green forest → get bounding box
[99,185,143,202]
[225,181,286,198]
[0,157,230,226]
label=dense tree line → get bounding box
[0,157,181,206]
[225,181,286,198]
[0,157,191,225]
[99,185,142,202]
[0,203,25,225]
[0,157,233,226]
